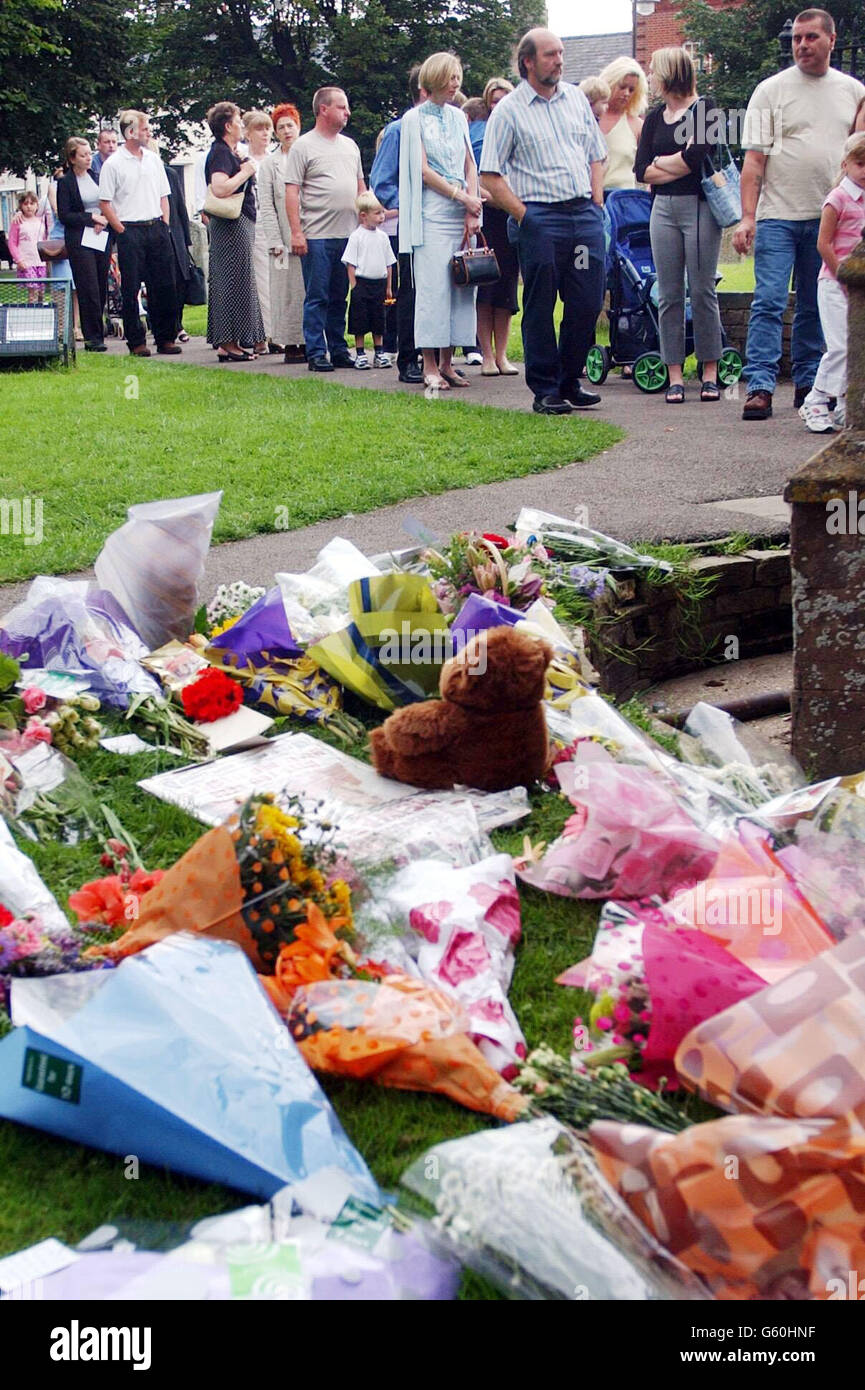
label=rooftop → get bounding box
[562,32,634,83]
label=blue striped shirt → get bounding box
[479,79,606,202]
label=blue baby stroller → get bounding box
[585,189,743,393]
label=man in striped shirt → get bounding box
[480,28,607,414]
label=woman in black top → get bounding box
[634,47,724,402]
[204,101,264,361]
[56,137,111,351]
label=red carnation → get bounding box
[0,903,14,929]
[181,668,244,723]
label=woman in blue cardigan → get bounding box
[399,52,482,391]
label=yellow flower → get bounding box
[209,615,240,639]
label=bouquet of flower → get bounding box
[203,580,266,635]
[232,793,354,970]
[180,667,244,723]
[513,508,671,574]
[424,531,546,614]
[519,742,719,901]
[69,838,165,931]
[0,656,103,759]
[517,1044,692,1132]
[0,902,114,1025]
[561,898,766,1086]
[86,793,355,975]
[286,972,527,1120]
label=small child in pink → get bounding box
[800,132,865,434]
[8,191,48,292]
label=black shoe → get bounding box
[398,365,424,384]
[330,353,355,369]
[308,356,335,372]
[533,394,572,415]
[793,385,809,409]
[85,340,107,352]
[564,386,601,408]
[157,342,182,355]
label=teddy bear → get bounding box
[369,625,553,792]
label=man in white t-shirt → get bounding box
[733,9,865,420]
[99,109,181,356]
[284,87,366,371]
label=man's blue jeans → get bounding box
[743,218,824,393]
[508,199,605,400]
[301,238,349,360]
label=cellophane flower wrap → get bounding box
[562,900,766,1087]
[0,904,113,1022]
[592,929,865,1300]
[519,742,719,900]
[359,854,526,1077]
[287,974,526,1121]
[86,793,355,974]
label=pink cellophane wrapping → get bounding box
[519,743,719,901]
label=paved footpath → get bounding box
[2,335,817,609]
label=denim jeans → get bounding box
[508,199,605,400]
[743,218,824,393]
[300,237,349,359]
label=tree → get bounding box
[0,0,133,173]
[128,0,546,167]
[681,0,863,124]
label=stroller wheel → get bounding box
[585,345,609,385]
[718,348,744,386]
[632,352,669,393]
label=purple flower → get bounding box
[568,565,607,600]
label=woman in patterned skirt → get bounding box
[204,101,265,361]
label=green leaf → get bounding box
[0,653,21,694]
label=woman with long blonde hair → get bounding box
[598,56,648,192]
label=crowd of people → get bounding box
[7,9,865,427]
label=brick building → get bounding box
[634,0,746,70]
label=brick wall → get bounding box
[635,0,746,69]
[719,290,794,379]
[587,548,792,700]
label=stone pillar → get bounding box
[784,237,865,777]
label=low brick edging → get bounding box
[587,547,792,700]
[719,291,794,380]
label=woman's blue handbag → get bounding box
[701,145,741,228]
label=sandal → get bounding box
[700,380,721,401]
[665,384,685,404]
[424,374,450,391]
[440,369,469,388]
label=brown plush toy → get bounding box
[369,625,553,792]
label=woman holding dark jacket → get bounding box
[56,137,110,351]
[634,47,724,403]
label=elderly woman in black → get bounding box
[204,101,264,361]
[56,137,111,351]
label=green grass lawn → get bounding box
[0,354,622,585]
[0,718,599,1291]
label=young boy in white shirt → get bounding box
[341,192,396,367]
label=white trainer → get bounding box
[799,401,836,433]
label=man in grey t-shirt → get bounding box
[285,87,366,370]
[733,8,865,420]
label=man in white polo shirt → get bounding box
[99,109,181,356]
